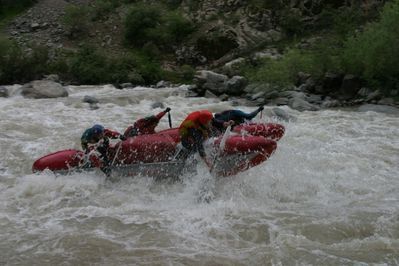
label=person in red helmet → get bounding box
[123,107,171,138]
[178,110,233,167]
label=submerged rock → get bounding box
[0,87,9,98]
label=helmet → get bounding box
[198,110,213,125]
[92,124,105,135]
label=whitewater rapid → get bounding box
[0,85,398,265]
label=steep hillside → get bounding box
[0,0,392,91]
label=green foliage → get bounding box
[317,7,365,36]
[124,4,162,46]
[162,64,195,84]
[0,37,51,84]
[0,0,36,18]
[341,0,399,91]
[62,5,90,39]
[132,52,162,83]
[91,0,121,21]
[185,0,200,12]
[242,48,326,87]
[69,46,109,84]
[162,11,194,44]
[247,0,284,11]
[124,3,193,50]
[68,46,163,85]
[279,8,306,37]
[0,0,36,30]
[162,0,182,10]
[196,31,239,60]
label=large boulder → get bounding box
[225,75,247,96]
[321,72,342,94]
[339,74,361,100]
[21,80,68,99]
[289,97,320,111]
[193,70,228,95]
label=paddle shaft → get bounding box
[168,111,172,128]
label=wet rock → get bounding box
[151,102,164,109]
[89,103,99,110]
[340,74,361,100]
[357,87,372,97]
[194,70,228,95]
[250,91,265,101]
[306,94,323,105]
[21,80,68,99]
[83,95,99,104]
[378,98,395,106]
[120,83,133,89]
[44,74,60,82]
[219,94,229,101]
[365,90,382,102]
[272,97,290,106]
[321,99,340,108]
[272,107,296,122]
[226,76,247,96]
[289,98,320,111]
[223,57,245,75]
[322,72,342,94]
[156,80,171,88]
[0,87,9,98]
[205,90,218,98]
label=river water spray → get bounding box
[1,85,398,265]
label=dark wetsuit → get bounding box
[213,108,262,135]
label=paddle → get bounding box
[168,110,172,128]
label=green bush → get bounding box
[124,4,162,47]
[279,8,306,37]
[317,7,364,36]
[162,11,194,44]
[91,0,120,21]
[341,0,399,91]
[247,0,284,11]
[62,5,90,39]
[162,64,195,84]
[133,52,162,83]
[68,46,163,85]
[0,0,36,17]
[196,31,238,60]
[124,4,193,50]
[0,38,50,84]
[69,46,109,84]
[243,48,326,87]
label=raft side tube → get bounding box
[32,149,84,172]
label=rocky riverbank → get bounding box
[1,74,398,117]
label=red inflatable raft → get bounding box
[32,123,284,178]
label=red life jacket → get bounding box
[124,111,167,137]
[179,110,213,139]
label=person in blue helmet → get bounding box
[212,106,264,135]
[81,124,125,174]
